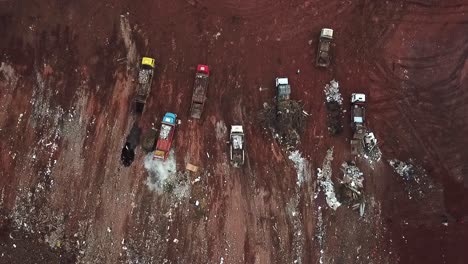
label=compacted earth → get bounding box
[1,0,468,263]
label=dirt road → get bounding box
[1,0,467,263]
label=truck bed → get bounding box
[136,69,153,100]
[316,39,332,67]
[190,73,209,119]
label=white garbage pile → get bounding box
[138,69,151,84]
[336,161,366,216]
[324,79,343,105]
[317,148,341,210]
[340,161,364,198]
[362,132,382,163]
[388,159,416,181]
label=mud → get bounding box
[1,0,468,263]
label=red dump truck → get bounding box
[189,64,210,119]
[153,112,177,160]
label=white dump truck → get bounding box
[229,125,245,167]
[316,28,334,68]
[351,93,366,130]
[276,77,291,102]
[350,93,367,155]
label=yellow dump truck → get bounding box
[135,57,155,113]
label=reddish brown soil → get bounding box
[1,0,468,263]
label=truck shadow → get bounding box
[121,122,142,167]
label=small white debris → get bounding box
[324,79,343,105]
[107,227,111,233]
[195,200,200,206]
[173,238,179,244]
[13,244,16,248]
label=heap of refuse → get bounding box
[138,68,151,83]
[259,100,306,149]
[339,161,364,200]
[388,159,415,181]
[341,162,364,190]
[324,79,343,105]
[362,131,382,163]
[317,148,341,210]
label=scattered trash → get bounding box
[192,177,201,184]
[337,161,365,213]
[388,158,432,200]
[288,150,310,186]
[340,161,364,191]
[317,148,341,210]
[259,99,305,149]
[324,80,343,135]
[324,80,343,105]
[186,163,199,172]
[388,159,415,181]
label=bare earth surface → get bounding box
[1,0,468,263]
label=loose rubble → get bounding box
[362,132,382,163]
[338,162,366,215]
[259,100,306,149]
[288,150,309,186]
[324,80,343,135]
[324,80,343,105]
[317,148,341,210]
[388,159,416,181]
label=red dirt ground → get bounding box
[1,0,467,263]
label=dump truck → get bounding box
[276,77,291,115]
[190,64,210,119]
[276,77,291,102]
[153,112,177,160]
[350,93,367,155]
[316,28,333,68]
[135,57,155,113]
[229,125,245,167]
[351,93,366,130]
